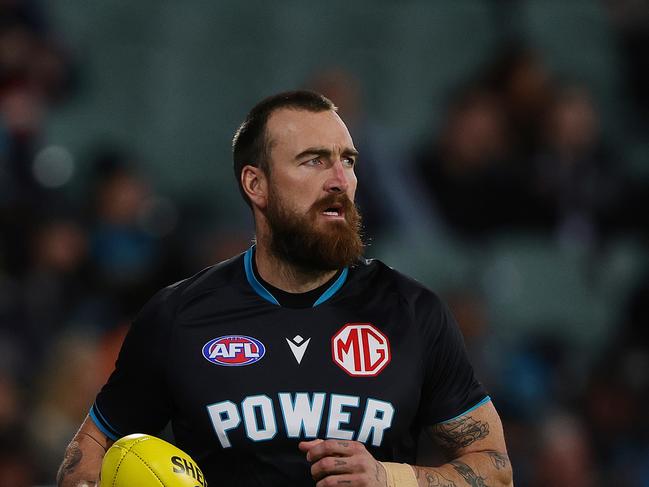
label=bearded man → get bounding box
[58,91,513,487]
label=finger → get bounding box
[306,439,362,463]
[311,455,358,481]
[298,439,324,453]
[315,473,361,487]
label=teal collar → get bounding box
[243,246,348,307]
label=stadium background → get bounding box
[1,0,648,485]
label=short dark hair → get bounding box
[232,90,336,206]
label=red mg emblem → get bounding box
[331,323,391,377]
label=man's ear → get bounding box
[241,165,268,209]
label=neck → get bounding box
[254,239,338,293]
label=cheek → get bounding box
[283,192,314,215]
[348,173,358,200]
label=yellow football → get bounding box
[100,434,207,487]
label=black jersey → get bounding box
[91,246,487,486]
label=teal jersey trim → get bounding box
[438,396,492,424]
[243,246,348,307]
[89,403,121,441]
[312,267,348,307]
[244,247,280,306]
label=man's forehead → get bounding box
[266,108,354,152]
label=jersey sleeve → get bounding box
[90,288,175,440]
[418,297,488,426]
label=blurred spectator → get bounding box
[582,361,644,485]
[1,216,89,383]
[187,228,252,272]
[530,85,625,246]
[92,167,156,282]
[623,270,649,349]
[606,0,649,128]
[532,413,595,487]
[88,148,180,316]
[27,333,103,482]
[0,4,75,277]
[0,272,22,372]
[0,448,34,487]
[446,289,502,390]
[0,370,22,436]
[484,46,554,159]
[18,217,89,374]
[498,336,572,421]
[414,86,531,238]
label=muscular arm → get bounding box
[299,401,511,487]
[57,415,114,487]
[411,401,513,487]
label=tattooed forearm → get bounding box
[431,415,490,452]
[414,467,457,487]
[56,441,83,485]
[78,431,108,452]
[486,451,509,470]
[450,461,489,487]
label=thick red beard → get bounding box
[265,189,364,272]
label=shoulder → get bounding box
[349,257,445,314]
[140,252,246,319]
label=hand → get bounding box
[299,439,387,487]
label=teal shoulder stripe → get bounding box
[244,246,348,307]
[89,403,121,441]
[313,267,348,307]
[244,246,280,306]
[438,396,492,424]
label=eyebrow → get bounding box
[294,146,359,160]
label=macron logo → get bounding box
[286,335,311,364]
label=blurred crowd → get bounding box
[314,38,649,486]
[1,1,648,486]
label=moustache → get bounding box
[311,193,356,215]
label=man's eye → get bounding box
[305,158,322,165]
[343,157,356,167]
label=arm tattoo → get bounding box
[450,461,489,487]
[78,431,108,452]
[486,451,509,470]
[431,415,489,452]
[56,441,83,485]
[414,467,457,487]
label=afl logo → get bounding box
[202,335,266,367]
[331,323,391,377]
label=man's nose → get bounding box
[324,159,350,193]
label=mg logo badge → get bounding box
[331,323,391,377]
